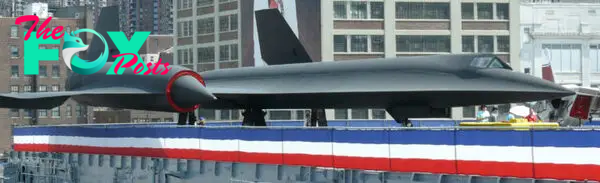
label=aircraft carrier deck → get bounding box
[2,121,599,183]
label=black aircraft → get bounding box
[0,8,575,126]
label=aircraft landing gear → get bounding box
[242,108,267,126]
[308,108,328,127]
[397,118,413,127]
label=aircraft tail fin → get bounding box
[88,5,120,62]
[255,9,313,65]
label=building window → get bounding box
[10,45,19,58]
[544,44,582,73]
[197,0,213,7]
[461,3,474,19]
[51,84,60,92]
[39,65,47,77]
[178,48,194,65]
[52,65,60,77]
[10,25,18,38]
[463,106,476,118]
[370,2,384,19]
[230,44,238,60]
[179,0,192,10]
[10,85,19,93]
[219,45,229,61]
[39,85,47,92]
[396,35,451,52]
[496,3,509,20]
[39,109,48,118]
[463,35,508,53]
[350,35,368,52]
[351,109,369,119]
[334,35,347,52]
[334,109,348,119]
[11,65,19,78]
[197,17,215,35]
[219,14,238,32]
[350,2,367,19]
[372,109,387,119]
[396,2,450,19]
[335,35,385,53]
[462,3,508,20]
[477,3,493,20]
[334,1,384,20]
[219,44,238,61]
[177,50,183,64]
[477,36,494,53]
[198,47,215,63]
[462,36,475,52]
[334,1,347,19]
[24,85,32,92]
[497,36,510,52]
[76,104,83,117]
[268,110,292,120]
[66,104,72,117]
[371,35,384,52]
[51,107,60,118]
[177,20,193,37]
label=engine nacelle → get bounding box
[67,64,216,113]
[166,70,215,112]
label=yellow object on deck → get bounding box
[459,121,559,130]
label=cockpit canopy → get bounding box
[469,56,512,70]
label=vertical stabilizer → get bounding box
[87,6,120,62]
[255,9,312,65]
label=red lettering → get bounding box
[36,17,53,40]
[143,62,154,75]
[112,53,138,74]
[113,57,126,74]
[149,59,165,75]
[15,15,64,40]
[51,26,64,40]
[133,63,144,74]
[160,61,172,75]
[111,54,172,75]
[15,15,38,40]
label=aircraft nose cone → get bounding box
[479,69,575,101]
[170,75,216,107]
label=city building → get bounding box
[521,0,600,87]
[172,0,520,122]
[24,3,50,18]
[0,10,94,151]
[0,0,27,17]
[118,0,173,38]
